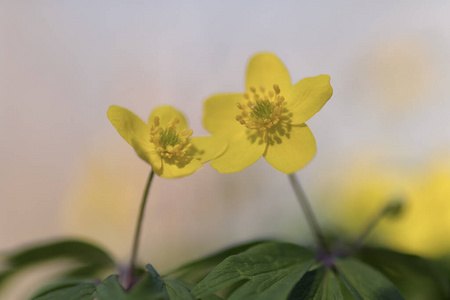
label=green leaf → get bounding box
[191,242,315,300]
[357,248,450,300]
[164,279,195,300]
[32,283,96,300]
[31,278,96,299]
[201,295,224,300]
[165,240,273,284]
[96,265,171,300]
[164,279,223,300]
[6,239,114,266]
[288,267,343,300]
[336,258,404,300]
[33,264,201,300]
[128,264,169,300]
[0,239,115,288]
[0,271,14,287]
[95,275,127,300]
[434,255,450,287]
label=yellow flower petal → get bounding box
[210,131,266,173]
[107,105,162,171]
[157,158,203,178]
[246,53,291,94]
[130,138,162,171]
[189,136,228,163]
[203,93,244,135]
[286,75,333,125]
[107,105,149,147]
[148,105,188,130]
[263,124,316,174]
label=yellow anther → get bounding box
[273,84,280,94]
[154,116,160,126]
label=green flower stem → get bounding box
[353,199,403,251]
[124,169,155,289]
[288,173,329,253]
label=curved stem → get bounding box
[288,173,329,253]
[124,170,155,289]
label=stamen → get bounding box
[235,84,291,134]
[149,117,193,162]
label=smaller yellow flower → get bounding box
[203,52,333,174]
[107,105,227,178]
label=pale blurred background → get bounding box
[1,1,450,298]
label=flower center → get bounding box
[235,84,290,132]
[150,117,193,159]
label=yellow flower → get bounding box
[327,156,450,257]
[203,53,333,174]
[107,105,227,178]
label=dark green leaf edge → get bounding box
[5,239,114,266]
[0,239,115,288]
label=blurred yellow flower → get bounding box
[328,157,450,258]
[63,154,144,260]
[203,53,333,174]
[108,105,226,178]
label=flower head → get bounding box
[108,105,226,178]
[203,52,333,174]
